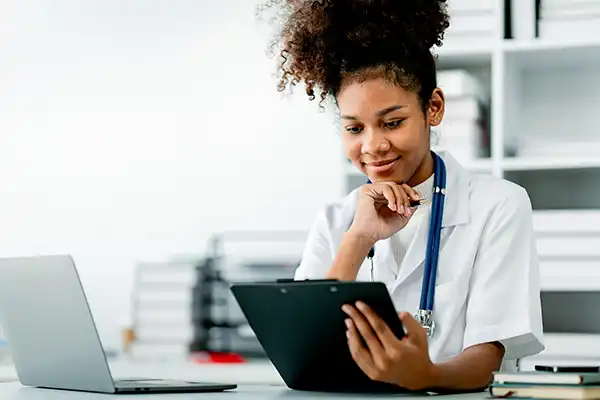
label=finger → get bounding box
[401,183,421,203]
[399,312,428,345]
[343,305,385,356]
[392,183,411,217]
[399,185,412,216]
[346,318,380,378]
[386,182,407,215]
[379,184,397,212]
[355,301,399,351]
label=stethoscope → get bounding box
[366,151,447,338]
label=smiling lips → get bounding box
[365,156,401,174]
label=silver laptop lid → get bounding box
[0,254,116,393]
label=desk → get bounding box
[0,359,489,399]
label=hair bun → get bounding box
[337,0,450,52]
[258,0,451,106]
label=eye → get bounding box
[384,119,404,129]
[345,126,363,134]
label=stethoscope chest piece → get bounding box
[414,309,435,338]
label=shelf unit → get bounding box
[341,0,600,368]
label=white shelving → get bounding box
[502,156,600,171]
[502,38,600,67]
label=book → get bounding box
[490,382,600,399]
[494,371,600,385]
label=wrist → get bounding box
[424,363,441,390]
[326,232,375,281]
[344,229,377,250]
[415,362,442,392]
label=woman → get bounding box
[261,0,544,393]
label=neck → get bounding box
[405,151,434,187]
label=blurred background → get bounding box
[1,0,600,373]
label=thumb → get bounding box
[399,312,427,343]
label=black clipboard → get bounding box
[230,279,409,393]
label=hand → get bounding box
[342,302,435,391]
[349,182,421,244]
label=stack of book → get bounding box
[532,210,600,291]
[127,261,198,360]
[490,369,600,399]
[443,0,500,48]
[433,69,489,164]
[539,0,600,40]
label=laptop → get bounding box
[0,254,237,394]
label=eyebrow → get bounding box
[341,104,407,120]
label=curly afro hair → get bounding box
[257,0,451,111]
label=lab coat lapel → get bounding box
[390,151,470,289]
[392,214,430,285]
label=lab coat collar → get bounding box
[388,150,470,288]
[438,150,470,228]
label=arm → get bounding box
[326,232,374,281]
[426,342,505,393]
[294,213,374,282]
[297,183,418,280]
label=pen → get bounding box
[410,199,427,207]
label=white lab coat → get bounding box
[295,150,545,372]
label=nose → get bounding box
[361,128,390,155]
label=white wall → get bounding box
[0,0,344,350]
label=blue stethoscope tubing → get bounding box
[420,151,447,312]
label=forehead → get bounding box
[336,78,417,115]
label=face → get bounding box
[337,77,444,186]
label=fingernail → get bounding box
[345,318,352,328]
[398,205,404,214]
[389,203,396,211]
[346,330,350,338]
[356,301,365,310]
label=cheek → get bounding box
[343,136,362,161]
[391,120,428,150]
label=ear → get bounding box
[427,88,445,127]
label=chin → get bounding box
[367,171,407,184]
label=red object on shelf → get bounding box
[189,351,247,364]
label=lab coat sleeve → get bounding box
[462,186,545,361]
[294,207,335,280]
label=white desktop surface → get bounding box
[0,359,489,399]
